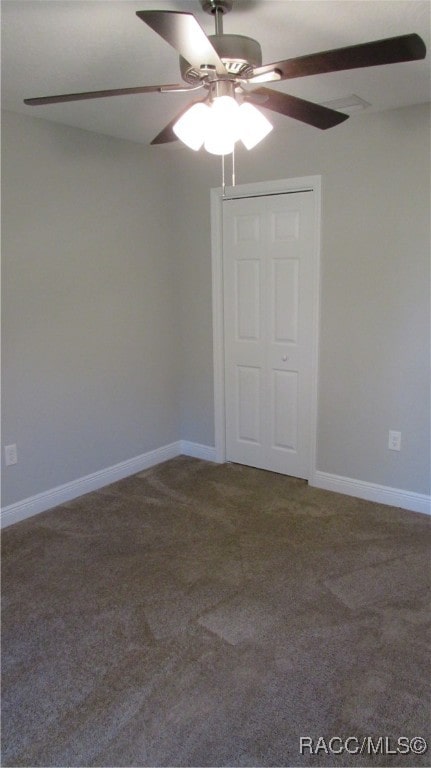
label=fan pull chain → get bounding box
[221,147,236,196]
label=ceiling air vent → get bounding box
[320,94,371,112]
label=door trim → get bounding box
[211,176,321,480]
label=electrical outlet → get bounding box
[388,430,401,451]
[4,444,18,466]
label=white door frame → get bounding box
[211,175,321,480]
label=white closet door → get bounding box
[223,191,315,478]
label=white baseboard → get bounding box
[311,470,431,516]
[180,440,217,462]
[1,441,218,529]
[0,441,182,529]
[3,448,427,529]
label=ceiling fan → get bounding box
[24,0,426,154]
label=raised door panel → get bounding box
[235,260,260,341]
[272,259,299,345]
[272,370,298,451]
[223,190,314,478]
[236,366,261,444]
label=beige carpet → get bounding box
[2,456,430,767]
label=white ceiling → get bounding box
[2,0,430,146]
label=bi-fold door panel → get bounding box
[223,191,314,478]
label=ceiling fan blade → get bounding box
[23,83,196,106]
[250,33,426,82]
[136,11,228,75]
[151,99,207,145]
[244,87,349,130]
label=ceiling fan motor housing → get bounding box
[180,34,263,83]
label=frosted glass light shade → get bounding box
[204,96,241,156]
[172,95,273,154]
[238,103,273,149]
[173,102,210,151]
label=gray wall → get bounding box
[170,104,430,495]
[2,104,430,508]
[2,111,180,507]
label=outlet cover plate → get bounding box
[4,444,18,466]
[388,430,401,451]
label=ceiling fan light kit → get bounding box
[173,79,273,154]
[23,0,426,163]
